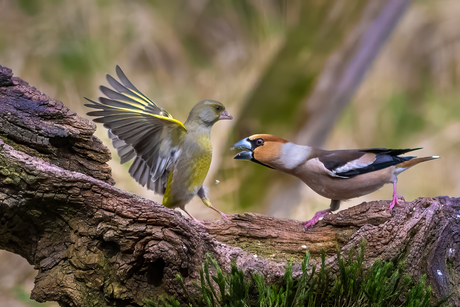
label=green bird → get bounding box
[84,66,232,223]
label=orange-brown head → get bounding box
[231,134,288,169]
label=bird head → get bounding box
[186,100,232,126]
[231,134,288,169]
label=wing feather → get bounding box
[319,148,418,178]
[109,131,137,164]
[99,87,147,109]
[86,66,186,194]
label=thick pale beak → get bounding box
[231,137,274,169]
[219,110,233,120]
[231,138,253,160]
[233,151,253,160]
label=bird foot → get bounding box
[182,209,206,226]
[389,195,405,211]
[389,181,406,211]
[219,212,231,219]
[191,217,206,226]
[304,209,331,230]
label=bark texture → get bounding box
[0,65,458,306]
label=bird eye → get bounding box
[256,138,264,146]
[215,105,222,111]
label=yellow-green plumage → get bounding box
[188,153,212,190]
[161,131,213,210]
[84,66,232,222]
[188,135,212,189]
[162,135,212,208]
[162,171,174,208]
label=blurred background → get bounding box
[1,0,459,305]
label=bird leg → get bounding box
[304,199,340,230]
[198,187,229,218]
[182,208,205,226]
[389,181,405,211]
[201,197,229,218]
[304,209,331,229]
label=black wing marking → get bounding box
[318,147,420,178]
[319,150,365,172]
[359,147,421,155]
[334,154,414,177]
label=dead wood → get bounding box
[0,65,458,306]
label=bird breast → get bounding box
[296,158,395,200]
[179,134,212,192]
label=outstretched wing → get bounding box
[107,131,170,194]
[85,66,186,194]
[319,148,419,178]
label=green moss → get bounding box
[227,239,306,263]
[0,167,10,176]
[0,136,49,161]
[148,241,449,307]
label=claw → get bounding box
[304,209,331,230]
[389,182,405,211]
[182,209,205,226]
[192,218,206,226]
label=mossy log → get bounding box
[0,66,459,306]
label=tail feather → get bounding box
[361,147,422,156]
[396,156,440,169]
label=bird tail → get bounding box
[396,156,440,169]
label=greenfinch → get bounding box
[232,134,438,229]
[85,66,232,223]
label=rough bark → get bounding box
[0,65,458,306]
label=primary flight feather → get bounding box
[85,66,232,223]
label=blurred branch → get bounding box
[296,0,413,147]
[234,0,368,138]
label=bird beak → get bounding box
[219,110,233,120]
[233,151,253,160]
[231,138,253,160]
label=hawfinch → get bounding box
[232,134,439,229]
[85,66,232,223]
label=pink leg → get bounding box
[183,209,205,226]
[201,196,229,219]
[200,193,230,219]
[209,206,230,219]
[389,182,405,211]
[304,209,331,230]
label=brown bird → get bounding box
[232,134,439,229]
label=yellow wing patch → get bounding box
[152,115,187,131]
[96,102,187,132]
[124,89,154,107]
